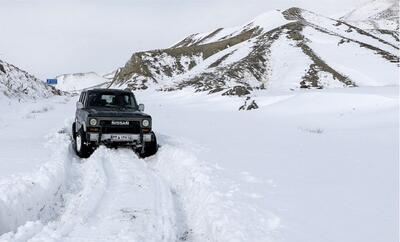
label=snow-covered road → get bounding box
[0,86,398,242]
[0,97,181,241]
[0,96,278,242]
[17,146,178,242]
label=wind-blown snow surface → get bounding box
[0,87,398,242]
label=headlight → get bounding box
[89,118,97,126]
[142,119,150,127]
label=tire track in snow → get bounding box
[1,134,179,242]
[0,130,280,242]
[0,132,107,242]
[58,147,178,242]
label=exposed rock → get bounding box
[222,86,252,97]
[0,64,5,74]
[239,97,259,111]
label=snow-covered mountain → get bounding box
[102,69,118,80]
[0,59,58,99]
[341,0,399,31]
[55,71,114,92]
[111,7,399,99]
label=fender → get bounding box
[76,119,87,132]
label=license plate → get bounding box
[110,135,133,141]
[111,121,129,126]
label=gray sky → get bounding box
[0,0,369,79]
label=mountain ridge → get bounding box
[341,0,399,31]
[110,6,399,107]
[0,59,59,99]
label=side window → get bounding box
[79,93,84,102]
[82,92,87,106]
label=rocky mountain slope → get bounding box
[0,59,58,99]
[341,0,399,44]
[110,7,399,103]
[341,0,399,31]
[56,71,114,92]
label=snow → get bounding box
[175,10,290,47]
[267,34,312,90]
[153,41,258,89]
[0,59,55,100]
[0,8,399,242]
[302,26,399,86]
[343,0,396,21]
[0,85,397,242]
[0,132,71,235]
[341,0,399,30]
[0,97,73,176]
[115,6,399,95]
[102,70,118,80]
[138,86,398,242]
[219,39,256,66]
[55,72,110,92]
[250,10,291,32]
[194,26,244,45]
[300,9,398,55]
[149,139,280,241]
[0,4,399,240]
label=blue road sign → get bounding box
[47,79,57,85]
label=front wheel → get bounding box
[72,122,77,140]
[139,132,158,158]
[74,129,94,158]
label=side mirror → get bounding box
[138,104,145,112]
[76,102,83,109]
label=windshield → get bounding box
[87,92,138,109]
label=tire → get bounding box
[72,122,77,140]
[74,128,93,158]
[140,132,158,158]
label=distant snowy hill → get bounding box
[55,71,114,92]
[111,7,399,100]
[0,59,58,99]
[341,0,399,31]
[102,70,118,80]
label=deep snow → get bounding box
[0,86,398,242]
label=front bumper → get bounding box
[87,132,152,145]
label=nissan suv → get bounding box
[72,89,157,158]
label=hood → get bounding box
[87,107,151,119]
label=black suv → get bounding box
[72,89,157,158]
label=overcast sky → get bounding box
[0,0,369,79]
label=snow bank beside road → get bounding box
[0,132,72,235]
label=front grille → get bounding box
[100,120,141,134]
